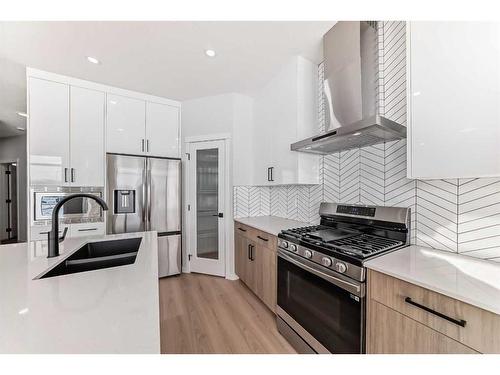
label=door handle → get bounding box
[211,213,224,218]
[249,244,255,261]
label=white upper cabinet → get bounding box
[29,77,70,186]
[253,56,319,185]
[106,94,146,155]
[70,86,105,186]
[408,22,500,179]
[146,102,180,158]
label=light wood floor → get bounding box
[159,273,296,354]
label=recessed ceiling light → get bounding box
[16,111,28,118]
[352,132,361,136]
[18,308,29,315]
[16,127,25,131]
[205,49,216,58]
[86,56,100,64]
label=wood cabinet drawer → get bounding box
[234,222,252,238]
[234,221,277,252]
[368,300,477,354]
[368,269,500,353]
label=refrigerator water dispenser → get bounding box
[114,190,135,214]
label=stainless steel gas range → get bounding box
[276,202,411,354]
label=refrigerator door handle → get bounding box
[142,158,147,227]
[147,161,152,227]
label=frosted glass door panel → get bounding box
[196,148,219,260]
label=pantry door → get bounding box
[187,139,226,277]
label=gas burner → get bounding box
[325,234,403,258]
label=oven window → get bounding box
[277,256,363,353]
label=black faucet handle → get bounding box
[58,227,68,243]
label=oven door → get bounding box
[277,249,365,354]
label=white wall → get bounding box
[181,92,254,276]
[0,135,27,242]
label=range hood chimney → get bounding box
[291,21,406,155]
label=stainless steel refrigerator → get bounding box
[106,153,181,277]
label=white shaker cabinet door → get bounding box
[106,94,146,155]
[29,77,70,186]
[70,86,105,186]
[408,22,500,179]
[145,102,180,158]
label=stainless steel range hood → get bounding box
[291,21,406,155]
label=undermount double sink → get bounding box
[37,237,142,279]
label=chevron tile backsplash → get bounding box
[233,21,500,263]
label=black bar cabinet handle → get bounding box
[267,167,271,182]
[250,245,255,261]
[270,167,274,182]
[247,244,251,260]
[404,297,467,327]
[238,227,247,232]
[257,235,268,242]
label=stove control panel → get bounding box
[277,238,365,282]
[336,205,376,217]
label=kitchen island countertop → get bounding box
[0,231,160,353]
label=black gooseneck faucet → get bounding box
[47,193,109,258]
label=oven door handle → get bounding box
[278,250,362,296]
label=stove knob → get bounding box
[335,262,347,273]
[290,244,298,252]
[282,241,289,249]
[321,257,332,267]
[304,250,313,259]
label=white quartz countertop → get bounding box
[0,231,160,353]
[234,216,312,236]
[365,245,500,315]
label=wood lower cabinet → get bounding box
[234,222,277,312]
[368,300,477,354]
[367,269,500,353]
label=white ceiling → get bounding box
[0,21,334,138]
